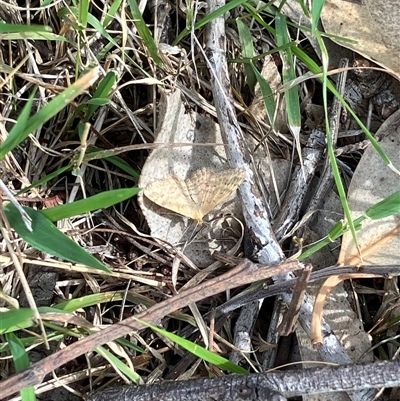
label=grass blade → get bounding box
[250,63,277,129]
[275,13,304,176]
[95,346,141,384]
[4,203,111,273]
[174,0,247,44]
[40,187,140,221]
[6,333,35,401]
[299,191,400,260]
[0,68,100,159]
[127,0,162,66]
[0,309,35,334]
[236,19,257,92]
[78,0,89,28]
[316,30,360,253]
[311,0,326,33]
[135,317,248,374]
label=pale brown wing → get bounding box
[187,168,246,217]
[143,175,202,221]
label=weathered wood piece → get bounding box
[88,360,400,401]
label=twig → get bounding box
[273,130,325,240]
[278,264,313,336]
[206,0,284,364]
[88,359,400,401]
[217,264,400,316]
[303,58,349,220]
[205,0,283,265]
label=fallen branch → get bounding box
[88,359,400,401]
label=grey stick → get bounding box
[88,359,400,401]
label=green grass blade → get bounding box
[0,23,51,33]
[174,0,247,45]
[295,0,311,19]
[40,187,140,221]
[103,0,124,27]
[17,165,72,195]
[18,155,137,197]
[275,13,303,173]
[127,0,162,66]
[104,155,140,178]
[365,190,400,220]
[250,63,277,129]
[79,146,140,178]
[184,0,194,32]
[0,331,64,353]
[135,317,248,374]
[289,45,395,171]
[0,32,67,41]
[4,203,111,273]
[316,30,359,253]
[299,190,400,260]
[83,13,150,73]
[95,346,141,384]
[0,309,35,334]
[85,70,117,119]
[0,68,100,159]
[0,89,37,158]
[236,19,257,92]
[54,291,142,313]
[299,220,349,261]
[311,0,326,33]
[241,2,275,35]
[6,333,35,401]
[78,0,89,28]
[56,6,149,73]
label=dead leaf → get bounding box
[321,0,400,78]
[311,110,400,348]
[339,110,400,265]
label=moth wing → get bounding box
[187,169,246,217]
[144,175,200,220]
